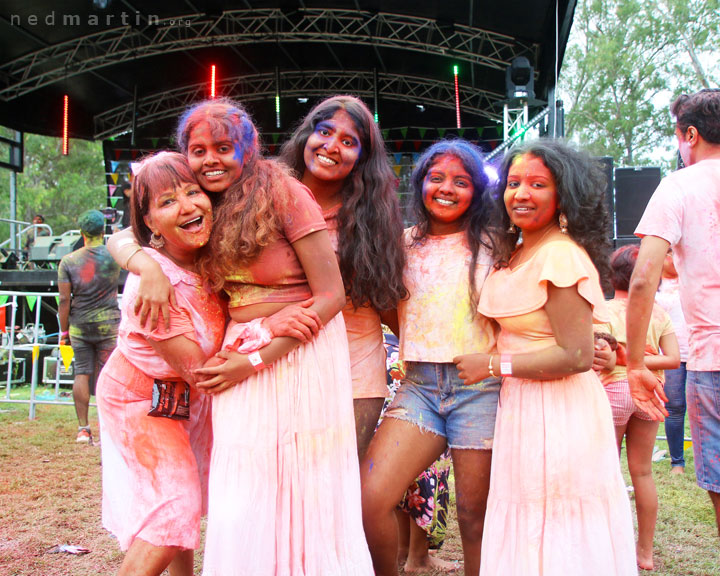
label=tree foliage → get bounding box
[0,133,106,245]
[560,0,720,167]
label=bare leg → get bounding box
[168,549,194,576]
[361,418,447,576]
[395,510,410,566]
[354,397,385,459]
[118,538,179,576]
[403,518,460,574]
[451,448,492,576]
[625,416,660,570]
[73,373,91,427]
[709,491,720,537]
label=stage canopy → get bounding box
[0,0,576,144]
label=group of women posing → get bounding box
[98,94,640,576]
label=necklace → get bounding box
[509,226,559,269]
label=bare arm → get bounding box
[107,228,175,330]
[643,331,680,371]
[626,235,670,419]
[57,282,71,346]
[454,283,594,385]
[147,335,209,387]
[195,229,346,394]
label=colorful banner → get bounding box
[26,295,37,312]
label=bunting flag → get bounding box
[418,127,427,139]
[271,133,280,144]
[413,140,421,151]
[151,138,159,148]
[55,296,59,306]
[496,125,503,137]
[393,153,402,165]
[412,153,420,163]
[110,197,119,208]
[110,161,119,172]
[114,149,123,160]
[457,128,465,138]
[32,345,39,364]
[392,165,402,177]
[382,129,389,140]
[0,294,7,306]
[26,295,37,312]
[394,140,403,151]
[131,150,140,159]
[268,145,276,155]
[108,185,117,196]
[477,127,484,137]
[437,128,446,138]
[400,127,408,139]
[59,345,75,371]
[0,305,5,333]
[110,173,119,184]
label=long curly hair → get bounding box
[492,139,612,286]
[409,139,497,311]
[130,151,198,246]
[176,98,289,292]
[279,95,406,310]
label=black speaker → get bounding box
[614,167,661,237]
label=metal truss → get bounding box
[1,8,538,101]
[93,69,503,139]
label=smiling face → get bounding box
[504,153,559,237]
[187,121,243,193]
[143,182,213,266]
[302,109,362,189]
[422,154,474,235]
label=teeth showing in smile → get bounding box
[317,154,337,166]
[180,216,203,229]
[435,198,455,206]
[204,170,225,177]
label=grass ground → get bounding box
[1,386,719,575]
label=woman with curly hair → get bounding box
[279,95,406,457]
[362,140,501,576]
[454,139,637,575]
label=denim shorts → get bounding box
[384,361,501,450]
[687,370,720,492]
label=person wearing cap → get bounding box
[58,210,121,443]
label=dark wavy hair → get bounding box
[491,139,612,288]
[130,151,198,246]
[409,139,496,311]
[671,88,720,144]
[176,98,294,293]
[279,95,406,310]
[609,244,639,292]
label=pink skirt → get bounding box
[97,350,213,551]
[480,371,637,576]
[202,314,374,576]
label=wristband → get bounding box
[248,351,267,372]
[61,330,69,336]
[488,355,496,378]
[500,354,513,376]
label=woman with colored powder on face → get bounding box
[279,95,407,459]
[97,152,225,576]
[361,140,501,576]
[455,139,637,575]
[596,244,679,570]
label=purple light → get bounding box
[484,164,499,185]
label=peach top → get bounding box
[478,238,609,354]
[324,204,388,398]
[224,181,327,308]
[599,297,673,385]
[635,159,720,370]
[399,228,497,363]
[117,249,226,377]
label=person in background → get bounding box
[23,214,50,255]
[627,88,720,536]
[654,248,690,475]
[58,209,121,443]
[597,244,679,570]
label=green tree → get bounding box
[0,133,106,246]
[560,0,719,168]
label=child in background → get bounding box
[598,244,680,570]
[361,140,500,576]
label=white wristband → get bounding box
[248,351,266,372]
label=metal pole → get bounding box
[9,172,17,252]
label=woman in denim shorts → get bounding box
[361,140,500,576]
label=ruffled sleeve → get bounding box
[478,239,609,323]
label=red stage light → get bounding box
[453,66,461,129]
[210,65,216,99]
[62,95,69,155]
